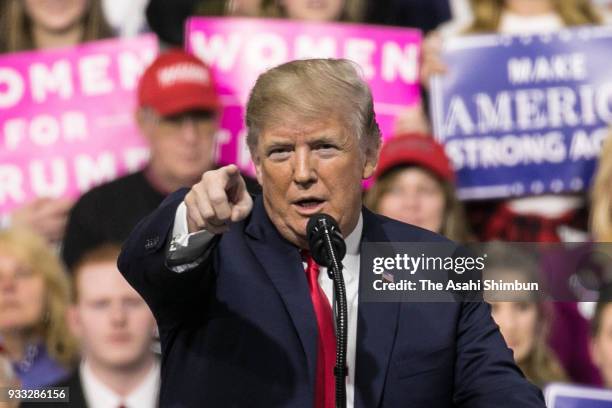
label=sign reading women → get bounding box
[0,35,158,215]
[185,17,422,171]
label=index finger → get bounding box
[223,164,242,187]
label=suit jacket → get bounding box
[118,190,545,408]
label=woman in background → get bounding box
[365,133,473,243]
[0,228,78,389]
[467,0,600,33]
[0,0,111,53]
[260,0,364,22]
[0,0,112,244]
[484,243,568,388]
[590,132,612,243]
[420,0,603,384]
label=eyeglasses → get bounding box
[148,110,218,137]
[159,111,217,128]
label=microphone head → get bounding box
[306,214,347,268]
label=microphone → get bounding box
[307,214,347,275]
[307,213,349,408]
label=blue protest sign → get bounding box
[545,383,612,408]
[430,26,612,200]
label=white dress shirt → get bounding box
[81,359,160,408]
[173,202,362,407]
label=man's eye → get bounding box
[269,148,291,160]
[317,144,336,150]
[92,300,109,309]
[316,144,338,156]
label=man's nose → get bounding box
[0,273,17,293]
[293,148,317,186]
[403,192,421,210]
[110,303,128,325]
[180,117,199,143]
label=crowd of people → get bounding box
[1,0,612,406]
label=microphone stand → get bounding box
[321,224,348,408]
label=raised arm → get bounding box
[117,165,253,330]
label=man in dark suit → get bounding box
[26,245,160,408]
[118,58,545,407]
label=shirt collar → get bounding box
[124,360,160,408]
[332,212,362,286]
[81,359,160,408]
[345,212,363,256]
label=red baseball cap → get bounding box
[374,133,455,183]
[138,49,219,116]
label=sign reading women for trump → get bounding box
[0,35,157,215]
[430,26,612,200]
[186,17,422,171]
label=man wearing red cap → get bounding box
[62,49,259,270]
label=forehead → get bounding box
[76,261,136,298]
[259,118,351,144]
[0,252,19,268]
[0,250,29,272]
[392,167,439,183]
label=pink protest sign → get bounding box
[0,35,158,216]
[185,17,422,172]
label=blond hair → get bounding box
[517,323,568,388]
[483,243,567,387]
[590,131,612,242]
[0,228,78,367]
[246,58,381,160]
[467,0,601,33]
[0,0,112,53]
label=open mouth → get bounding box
[295,198,324,208]
[293,198,326,215]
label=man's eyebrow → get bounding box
[308,135,339,145]
[263,138,294,146]
[262,140,294,152]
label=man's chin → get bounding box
[99,353,149,371]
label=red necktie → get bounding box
[302,250,336,408]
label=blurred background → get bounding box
[1,0,612,406]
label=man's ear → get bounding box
[251,149,264,186]
[362,145,380,179]
[136,108,155,141]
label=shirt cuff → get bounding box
[168,202,215,273]
[172,201,190,239]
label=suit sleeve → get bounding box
[117,188,216,330]
[452,300,546,407]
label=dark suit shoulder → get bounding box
[363,207,453,244]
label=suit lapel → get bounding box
[355,209,400,408]
[245,197,318,388]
